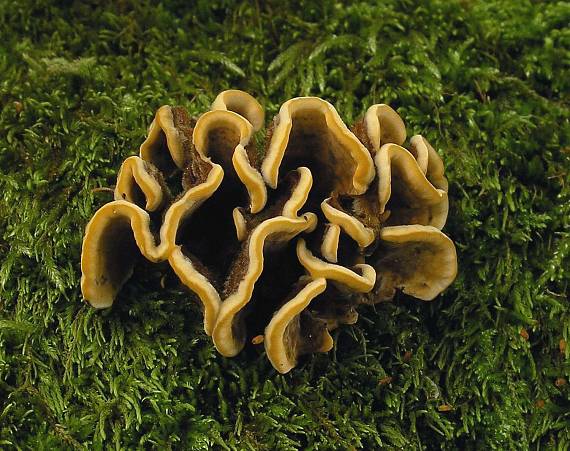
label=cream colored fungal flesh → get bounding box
[139,105,188,173]
[211,89,265,132]
[114,156,165,211]
[297,239,376,293]
[321,223,341,263]
[212,213,318,357]
[364,103,407,150]
[81,201,161,308]
[321,197,375,247]
[193,109,267,213]
[409,135,449,191]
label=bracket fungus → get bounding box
[81,90,457,373]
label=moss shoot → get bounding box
[0,0,569,448]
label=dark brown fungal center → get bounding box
[243,241,305,338]
[96,217,140,293]
[247,170,301,230]
[370,240,436,300]
[176,124,249,280]
[221,169,304,300]
[384,178,433,227]
[279,109,356,209]
[308,285,359,329]
[222,170,309,343]
[176,186,245,276]
[336,233,362,266]
[283,308,330,363]
[122,180,146,209]
[202,125,242,180]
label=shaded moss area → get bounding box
[0,0,569,449]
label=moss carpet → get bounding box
[0,0,569,449]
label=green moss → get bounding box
[0,0,569,449]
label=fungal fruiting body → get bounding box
[81,90,457,373]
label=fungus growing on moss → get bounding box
[81,90,457,373]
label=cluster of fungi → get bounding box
[81,90,457,373]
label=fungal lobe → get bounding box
[81,90,458,373]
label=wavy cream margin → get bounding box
[261,97,375,194]
[194,110,267,213]
[211,89,265,133]
[114,156,164,211]
[81,165,224,309]
[409,135,449,191]
[212,213,318,357]
[264,277,329,374]
[296,239,376,293]
[364,103,407,151]
[140,105,187,170]
[375,143,448,229]
[81,200,161,309]
[168,247,221,336]
[321,223,341,263]
[320,197,375,248]
[373,225,457,301]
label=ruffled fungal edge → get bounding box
[81,163,224,311]
[364,103,407,151]
[193,109,267,213]
[80,201,161,309]
[264,277,330,374]
[82,92,458,372]
[375,143,449,229]
[296,239,376,293]
[212,212,318,356]
[211,89,265,133]
[139,105,189,175]
[114,156,167,211]
[261,97,375,194]
[367,225,457,302]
